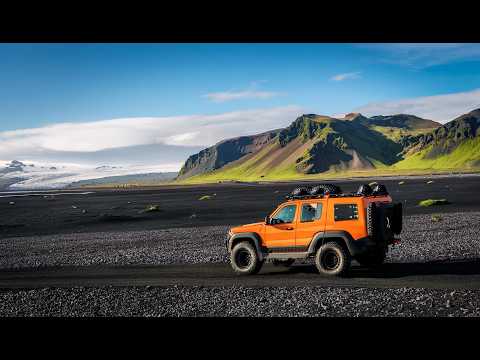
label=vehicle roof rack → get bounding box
[284,192,391,200]
[285,192,365,200]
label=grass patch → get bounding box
[198,195,212,201]
[419,199,450,207]
[394,137,480,171]
[176,167,480,185]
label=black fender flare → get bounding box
[308,231,370,257]
[228,233,265,261]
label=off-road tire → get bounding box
[315,242,351,277]
[291,186,311,197]
[376,204,394,243]
[230,242,264,275]
[372,183,388,195]
[392,202,403,235]
[310,184,342,195]
[272,259,295,267]
[356,249,386,267]
[357,184,373,196]
[366,202,377,237]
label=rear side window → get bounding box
[334,204,359,221]
[300,203,323,222]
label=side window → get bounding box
[272,205,297,224]
[300,203,323,222]
[334,204,359,221]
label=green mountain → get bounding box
[177,129,281,179]
[176,110,480,182]
[394,109,480,170]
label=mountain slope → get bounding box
[346,113,441,143]
[176,109,480,182]
[177,129,281,179]
[177,114,407,181]
[280,114,402,173]
[394,109,480,170]
[353,113,439,130]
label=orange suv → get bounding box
[226,183,402,276]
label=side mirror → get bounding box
[265,216,271,225]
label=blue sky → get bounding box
[0,43,480,171]
[1,43,480,131]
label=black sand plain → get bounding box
[1,175,480,317]
[0,175,478,238]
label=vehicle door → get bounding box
[264,203,298,249]
[295,200,326,250]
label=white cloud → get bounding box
[203,81,283,103]
[203,89,281,103]
[0,105,304,170]
[353,88,480,123]
[330,71,362,82]
[165,132,200,146]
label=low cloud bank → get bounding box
[354,88,480,123]
[0,105,304,171]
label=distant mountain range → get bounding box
[177,109,480,181]
[3,108,479,189]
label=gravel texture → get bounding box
[0,226,230,268]
[1,212,480,269]
[1,285,480,317]
[389,211,480,263]
[1,212,480,317]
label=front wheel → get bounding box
[315,242,351,277]
[230,242,264,275]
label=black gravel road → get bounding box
[2,260,480,317]
[1,260,480,290]
[1,175,480,317]
[3,285,480,317]
[1,174,479,238]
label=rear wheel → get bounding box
[315,242,351,277]
[230,242,264,275]
[391,202,403,235]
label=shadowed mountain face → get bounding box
[354,114,439,130]
[395,109,480,170]
[277,114,402,173]
[177,130,281,179]
[176,110,480,180]
[405,109,480,155]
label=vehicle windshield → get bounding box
[271,204,297,224]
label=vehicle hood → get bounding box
[230,222,264,233]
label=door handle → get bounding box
[285,227,294,230]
